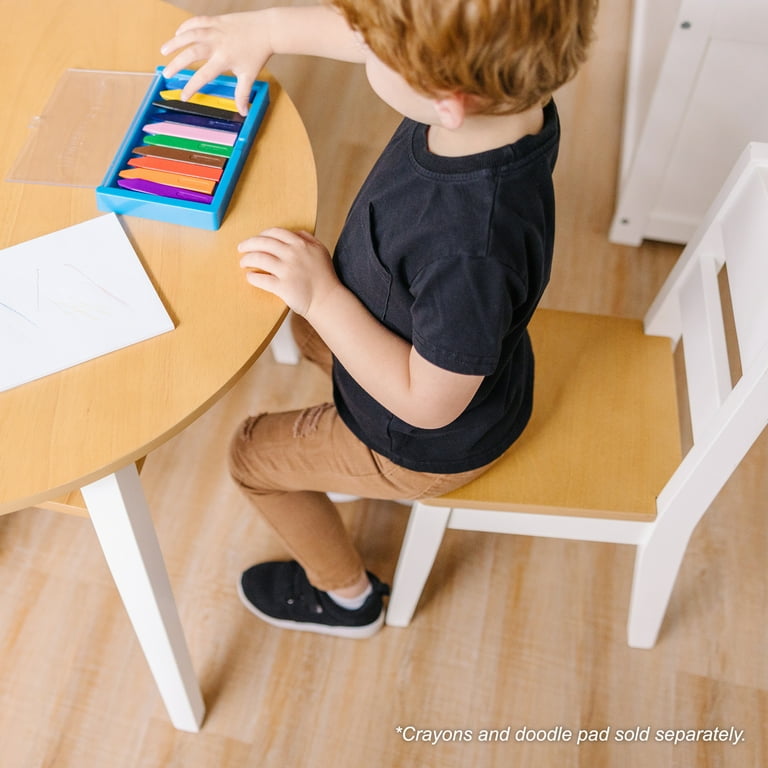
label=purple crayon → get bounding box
[118,178,214,204]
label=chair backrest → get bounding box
[644,142,768,512]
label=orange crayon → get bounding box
[128,155,223,181]
[118,168,217,195]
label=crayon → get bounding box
[144,134,233,158]
[119,168,217,195]
[131,144,228,168]
[127,155,223,181]
[143,121,238,147]
[117,177,214,204]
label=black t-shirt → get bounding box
[332,100,559,472]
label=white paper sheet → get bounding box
[0,213,174,392]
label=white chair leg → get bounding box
[81,464,205,732]
[626,525,693,649]
[269,312,301,364]
[326,492,363,504]
[386,503,451,627]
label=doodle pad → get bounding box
[0,213,174,392]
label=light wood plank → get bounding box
[432,310,681,520]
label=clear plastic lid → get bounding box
[7,68,156,187]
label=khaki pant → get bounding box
[228,315,492,591]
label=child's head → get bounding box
[330,0,598,115]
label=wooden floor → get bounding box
[2,1,766,766]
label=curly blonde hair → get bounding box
[331,0,598,114]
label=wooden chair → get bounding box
[385,142,768,648]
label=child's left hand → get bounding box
[238,228,339,317]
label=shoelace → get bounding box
[286,566,324,614]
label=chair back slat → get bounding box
[678,252,731,440]
[720,167,768,371]
[646,143,768,444]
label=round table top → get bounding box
[0,0,317,513]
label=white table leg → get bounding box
[81,464,205,732]
[269,312,301,364]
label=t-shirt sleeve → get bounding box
[409,253,526,376]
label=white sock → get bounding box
[327,581,372,611]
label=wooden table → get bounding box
[0,0,317,731]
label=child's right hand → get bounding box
[160,12,272,116]
[238,229,340,319]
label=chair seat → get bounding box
[389,145,768,645]
[429,309,682,521]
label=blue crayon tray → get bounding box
[95,68,269,230]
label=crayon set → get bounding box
[96,68,269,229]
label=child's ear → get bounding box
[433,93,467,130]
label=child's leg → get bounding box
[232,319,489,634]
[230,401,488,586]
[229,405,365,591]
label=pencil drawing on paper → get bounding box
[0,213,174,392]
[1,262,130,329]
[0,298,37,327]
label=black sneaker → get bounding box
[237,561,390,639]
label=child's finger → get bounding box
[256,227,304,246]
[161,50,202,82]
[244,269,281,296]
[172,15,216,37]
[239,249,282,274]
[294,230,321,245]
[160,25,207,58]
[238,232,295,256]
[234,76,254,117]
[179,61,227,102]
[238,234,287,254]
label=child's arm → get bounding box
[239,229,484,430]
[161,5,365,115]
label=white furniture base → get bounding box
[81,464,205,732]
[610,0,768,245]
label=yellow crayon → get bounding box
[159,90,239,113]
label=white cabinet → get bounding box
[610,0,768,245]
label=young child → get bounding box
[161,0,597,638]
